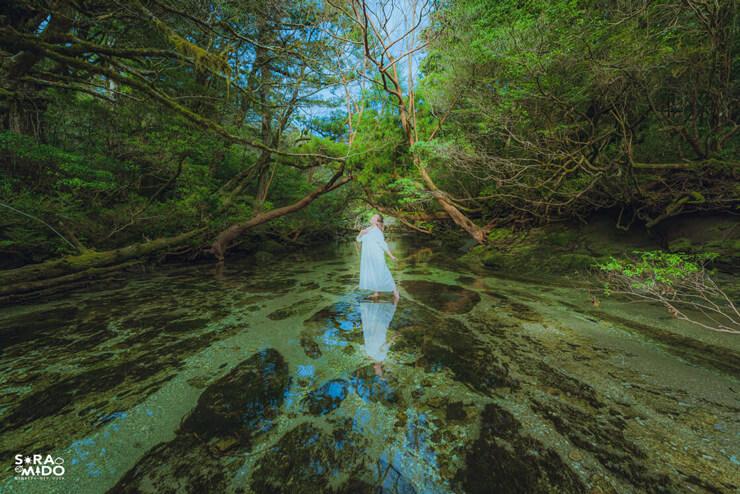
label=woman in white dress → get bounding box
[360,301,397,377]
[356,214,400,301]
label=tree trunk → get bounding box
[416,159,487,243]
[211,175,351,261]
[0,260,143,302]
[0,228,204,291]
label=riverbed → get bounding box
[1,238,738,493]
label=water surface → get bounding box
[1,239,738,493]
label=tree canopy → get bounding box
[1,0,737,272]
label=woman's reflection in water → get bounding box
[360,300,397,377]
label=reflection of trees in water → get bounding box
[369,409,444,494]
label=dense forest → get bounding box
[0,0,737,299]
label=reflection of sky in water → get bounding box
[352,407,373,434]
[297,365,315,378]
[322,327,348,347]
[71,437,103,478]
[324,381,348,401]
[350,373,394,403]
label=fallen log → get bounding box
[0,228,205,289]
[0,260,143,304]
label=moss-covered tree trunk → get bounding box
[0,229,204,298]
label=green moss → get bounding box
[667,237,693,252]
[554,253,597,272]
[545,229,579,248]
[487,227,515,243]
[705,238,740,253]
[482,251,514,270]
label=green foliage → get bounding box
[0,131,116,192]
[597,250,719,290]
[420,0,738,224]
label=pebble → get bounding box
[569,450,584,461]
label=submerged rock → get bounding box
[399,310,517,393]
[267,307,293,320]
[251,423,363,494]
[445,401,467,421]
[455,403,586,493]
[111,348,290,493]
[303,379,350,415]
[402,280,481,314]
[350,365,400,406]
[110,435,226,494]
[507,301,543,322]
[536,362,603,409]
[390,300,517,393]
[268,296,324,321]
[300,335,322,359]
[0,305,80,349]
[181,348,290,443]
[530,398,674,492]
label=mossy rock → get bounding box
[667,237,693,252]
[482,252,515,270]
[555,253,598,272]
[545,229,579,248]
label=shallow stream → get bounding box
[1,238,738,493]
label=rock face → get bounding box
[659,215,739,271]
[455,403,586,494]
[110,349,290,494]
[401,280,481,314]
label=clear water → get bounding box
[1,238,738,493]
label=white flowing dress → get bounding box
[357,226,396,292]
[360,302,396,362]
